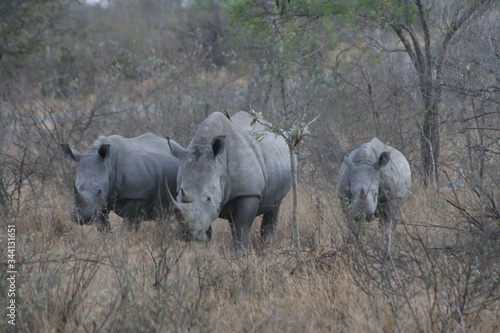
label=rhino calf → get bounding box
[62,133,182,232]
[337,138,411,229]
[166,111,292,251]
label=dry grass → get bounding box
[1,184,499,333]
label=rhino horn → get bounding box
[165,185,183,215]
[360,187,367,201]
[180,188,195,203]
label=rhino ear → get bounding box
[375,151,390,170]
[98,144,110,161]
[167,137,187,159]
[61,144,82,162]
[211,135,226,158]
[343,155,355,169]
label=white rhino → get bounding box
[62,133,182,232]
[337,138,411,228]
[166,111,292,250]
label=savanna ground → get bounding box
[1,178,499,332]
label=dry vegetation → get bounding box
[1,180,499,332]
[1,0,500,332]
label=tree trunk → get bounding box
[289,144,300,249]
[420,105,440,188]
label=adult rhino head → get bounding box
[165,135,226,242]
[61,143,112,232]
[342,151,390,222]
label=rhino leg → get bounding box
[261,205,280,241]
[339,196,366,236]
[95,211,111,233]
[117,200,148,231]
[377,200,400,231]
[206,225,212,241]
[338,195,352,218]
[227,196,260,251]
[123,217,142,232]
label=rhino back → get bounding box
[366,138,411,200]
[231,112,291,210]
[99,134,178,202]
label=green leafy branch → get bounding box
[250,109,319,149]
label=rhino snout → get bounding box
[70,208,93,225]
[362,212,375,222]
[70,205,107,225]
[351,199,376,222]
[175,225,206,242]
[351,210,375,223]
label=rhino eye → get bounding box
[206,196,211,202]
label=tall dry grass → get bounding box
[1,182,499,332]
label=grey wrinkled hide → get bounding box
[337,138,411,228]
[166,111,292,250]
[62,133,181,232]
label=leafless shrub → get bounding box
[14,236,104,332]
[339,182,500,332]
[1,181,499,332]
